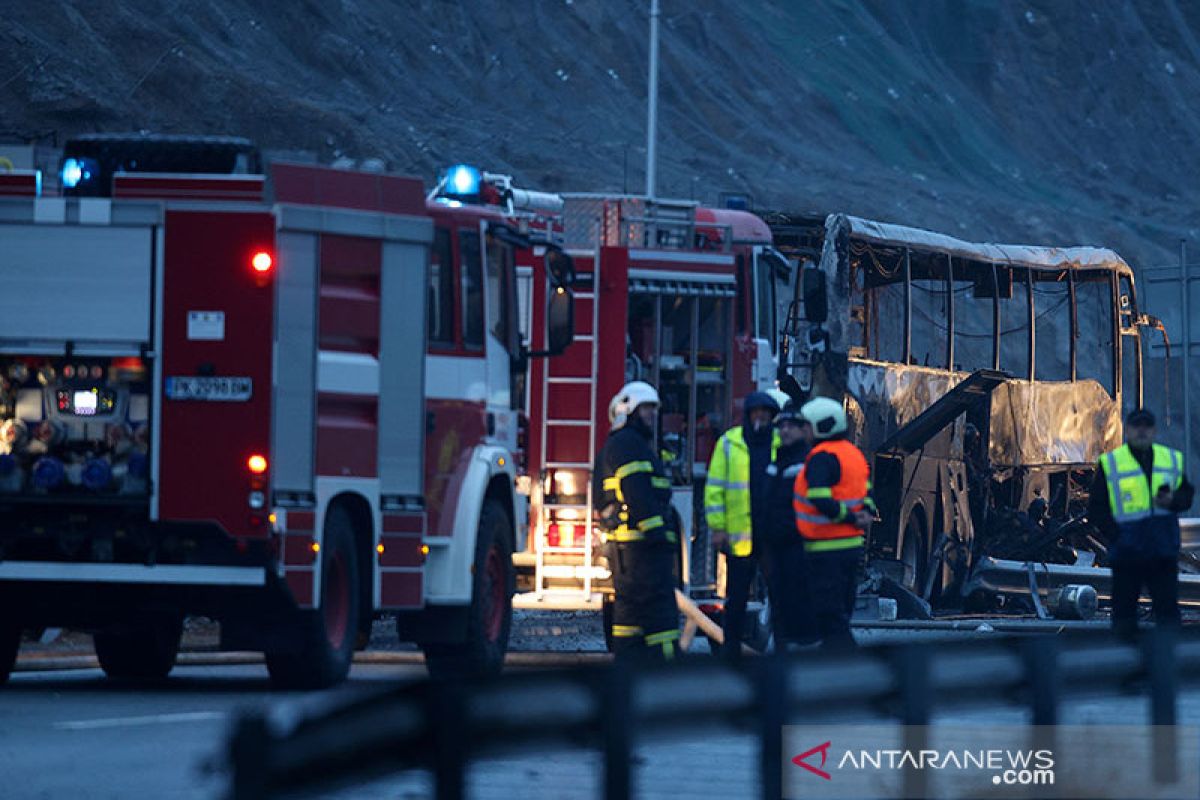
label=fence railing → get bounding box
[226,628,1200,800]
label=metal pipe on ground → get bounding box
[966,556,1200,607]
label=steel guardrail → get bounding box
[227,627,1200,800]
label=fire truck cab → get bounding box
[0,142,574,687]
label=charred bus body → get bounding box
[770,212,1187,612]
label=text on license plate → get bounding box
[164,376,253,402]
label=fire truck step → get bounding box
[545,461,591,469]
[538,564,609,580]
[512,591,604,611]
[538,546,596,555]
[546,419,591,427]
[547,377,593,385]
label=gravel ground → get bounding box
[364,610,608,654]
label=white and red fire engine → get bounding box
[0,138,574,687]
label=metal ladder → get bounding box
[533,251,603,602]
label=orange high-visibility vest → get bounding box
[792,439,870,543]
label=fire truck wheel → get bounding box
[0,621,20,685]
[94,616,183,680]
[266,505,361,690]
[423,499,513,678]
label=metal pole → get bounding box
[759,654,786,800]
[645,0,660,199]
[896,646,930,800]
[903,249,912,364]
[602,667,633,800]
[1182,239,1190,471]
[945,254,955,370]
[1147,627,1179,784]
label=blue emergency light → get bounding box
[444,164,481,198]
[60,157,97,190]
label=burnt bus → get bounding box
[771,212,1165,608]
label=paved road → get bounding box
[1,663,429,800]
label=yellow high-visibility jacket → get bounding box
[704,426,779,557]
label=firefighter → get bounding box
[705,391,780,659]
[763,400,816,649]
[792,397,874,650]
[1087,408,1193,640]
[594,381,681,662]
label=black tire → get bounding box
[94,616,183,680]
[899,512,927,595]
[266,505,361,690]
[423,499,514,678]
[0,621,20,685]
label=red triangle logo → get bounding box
[792,741,832,780]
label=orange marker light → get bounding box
[420,544,430,556]
[247,454,268,474]
[251,251,273,273]
[310,541,320,554]
[376,543,385,554]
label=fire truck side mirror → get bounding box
[545,248,576,287]
[802,266,828,324]
[545,286,575,356]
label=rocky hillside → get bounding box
[3,0,1198,266]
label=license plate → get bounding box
[165,376,253,402]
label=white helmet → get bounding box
[609,381,660,429]
[767,388,791,411]
[801,396,847,440]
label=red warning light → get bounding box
[247,454,268,474]
[251,251,273,274]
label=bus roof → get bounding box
[833,213,1134,274]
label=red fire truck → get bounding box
[514,193,790,619]
[0,141,574,687]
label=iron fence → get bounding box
[226,627,1200,800]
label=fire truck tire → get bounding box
[94,616,183,680]
[0,621,20,684]
[423,499,513,678]
[266,506,361,690]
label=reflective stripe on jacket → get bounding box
[593,425,677,545]
[1101,443,1183,522]
[793,439,871,551]
[705,426,779,557]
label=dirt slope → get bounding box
[2,0,1197,265]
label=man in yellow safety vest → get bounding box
[705,391,781,658]
[1088,408,1193,640]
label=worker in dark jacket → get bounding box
[1087,408,1193,640]
[793,397,875,650]
[763,400,816,649]
[594,381,680,662]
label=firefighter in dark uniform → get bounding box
[1087,408,1193,640]
[594,381,681,661]
[792,397,874,650]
